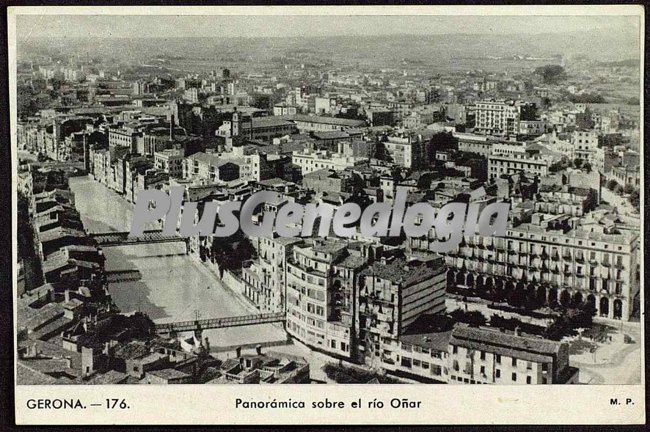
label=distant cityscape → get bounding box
[15,16,642,386]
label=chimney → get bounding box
[514,326,521,337]
[255,344,262,355]
[235,346,242,358]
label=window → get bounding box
[495,369,500,378]
[453,346,458,354]
[512,373,517,382]
[512,357,517,367]
[542,377,548,384]
[496,354,501,364]
[526,376,532,384]
[480,366,486,375]
[480,351,486,360]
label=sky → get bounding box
[16,14,641,39]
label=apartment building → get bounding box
[488,142,555,180]
[182,152,240,183]
[447,326,579,384]
[154,148,185,178]
[358,256,447,366]
[572,129,599,162]
[242,236,301,313]
[292,149,367,175]
[474,100,536,137]
[285,239,371,360]
[455,132,494,158]
[382,135,424,169]
[383,324,579,384]
[108,126,142,154]
[411,210,639,321]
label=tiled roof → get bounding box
[362,257,445,286]
[449,326,561,363]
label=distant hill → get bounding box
[18,30,640,68]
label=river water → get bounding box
[68,175,285,348]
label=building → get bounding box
[447,326,579,384]
[217,112,297,142]
[572,129,599,163]
[292,149,367,175]
[415,211,640,321]
[154,148,185,178]
[488,142,554,180]
[287,114,366,133]
[285,239,371,360]
[358,256,447,366]
[474,100,536,137]
[382,135,424,169]
[108,126,143,154]
[241,236,301,313]
[182,152,240,183]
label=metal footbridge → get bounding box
[154,311,286,334]
[90,229,187,247]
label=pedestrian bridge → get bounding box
[154,312,286,334]
[90,229,187,247]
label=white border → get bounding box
[8,5,646,426]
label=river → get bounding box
[68,175,286,348]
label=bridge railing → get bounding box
[154,312,285,333]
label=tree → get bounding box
[534,65,567,84]
[507,289,526,309]
[606,179,619,191]
[623,184,636,195]
[251,93,272,110]
[573,158,584,169]
[629,190,640,210]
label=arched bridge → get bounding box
[90,229,187,247]
[154,312,286,334]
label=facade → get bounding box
[241,236,301,313]
[154,148,185,178]
[447,326,579,384]
[487,142,553,180]
[285,239,371,360]
[108,126,142,154]
[287,114,366,132]
[182,152,240,183]
[572,130,599,163]
[474,100,536,137]
[292,149,367,175]
[411,212,639,321]
[382,135,424,169]
[455,132,494,158]
[358,256,447,366]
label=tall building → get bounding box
[285,239,371,360]
[358,256,447,366]
[474,100,536,137]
